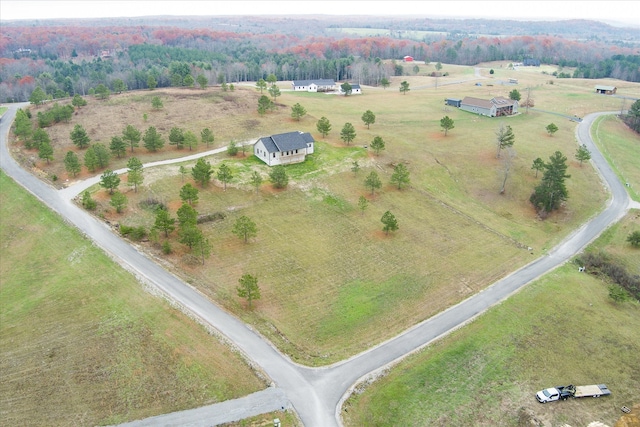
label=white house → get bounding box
[338,83,362,95]
[254,131,315,166]
[291,79,336,92]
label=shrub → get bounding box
[139,196,167,212]
[81,191,97,210]
[579,252,640,302]
[627,230,640,248]
[162,240,172,254]
[130,226,147,241]
[197,212,226,224]
[608,284,629,303]
[120,225,147,241]
[227,140,239,156]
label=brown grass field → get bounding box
[10,62,640,367]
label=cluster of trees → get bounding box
[13,99,222,179]
[572,54,640,81]
[529,151,571,217]
[622,99,640,134]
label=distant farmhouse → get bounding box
[460,96,519,117]
[292,79,336,92]
[254,131,315,166]
[403,55,414,62]
[338,83,362,95]
[522,58,541,66]
[13,48,32,56]
[595,85,617,95]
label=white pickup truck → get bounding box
[536,384,611,403]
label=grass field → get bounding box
[15,65,638,365]
[15,64,638,365]
[4,61,640,424]
[343,211,640,426]
[0,171,266,426]
[591,114,640,202]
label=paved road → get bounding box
[1,105,633,426]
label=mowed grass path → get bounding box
[0,171,265,426]
[28,64,635,365]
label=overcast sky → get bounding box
[1,1,638,27]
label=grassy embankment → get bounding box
[592,114,640,202]
[342,113,640,426]
[16,63,637,365]
[0,171,266,426]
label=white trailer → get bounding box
[536,384,611,403]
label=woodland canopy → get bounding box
[1,16,639,102]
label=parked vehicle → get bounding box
[536,384,611,403]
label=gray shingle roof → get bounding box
[259,131,314,153]
[292,79,336,87]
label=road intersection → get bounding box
[0,104,634,426]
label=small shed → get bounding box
[445,98,462,107]
[403,56,414,62]
[595,85,617,95]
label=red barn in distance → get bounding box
[403,55,414,62]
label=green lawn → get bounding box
[343,211,640,425]
[591,114,640,202]
[0,171,265,426]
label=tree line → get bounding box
[2,20,640,103]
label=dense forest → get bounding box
[1,15,639,103]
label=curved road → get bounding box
[0,105,634,427]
